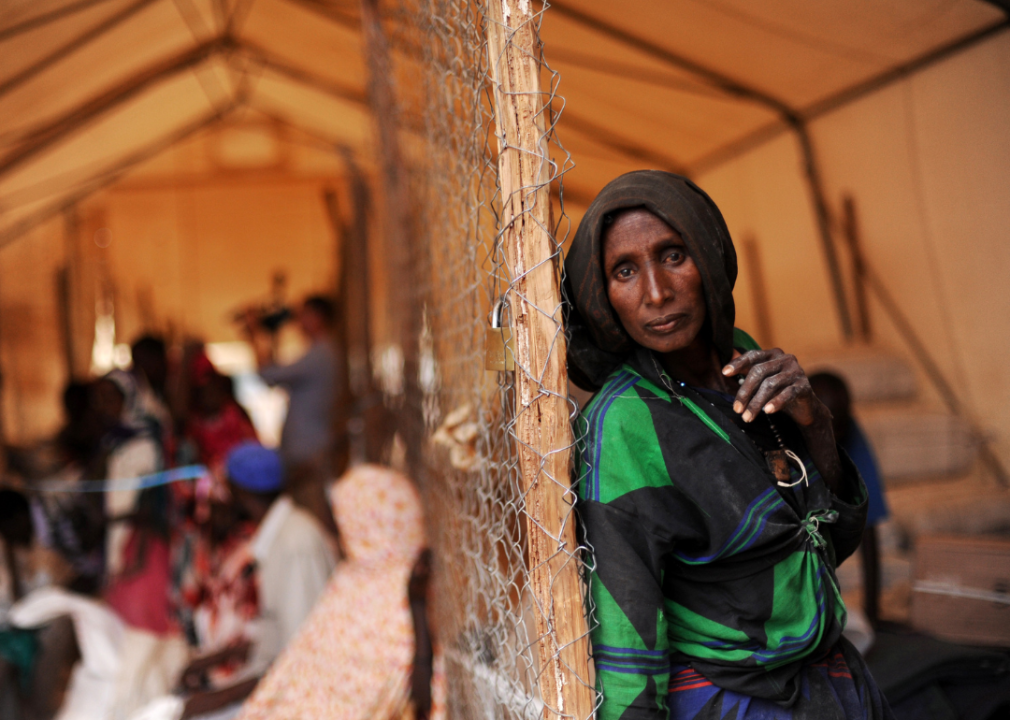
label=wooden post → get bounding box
[741,235,774,348]
[58,207,79,380]
[360,0,422,460]
[841,195,871,343]
[323,187,352,476]
[485,2,595,718]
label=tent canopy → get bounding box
[0,0,1005,243]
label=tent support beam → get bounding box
[844,196,1009,487]
[249,109,361,152]
[280,0,359,32]
[546,0,854,341]
[0,99,237,250]
[240,41,367,106]
[360,0,422,460]
[548,0,793,114]
[562,111,687,174]
[690,20,1010,175]
[0,37,229,182]
[0,0,160,101]
[0,0,119,43]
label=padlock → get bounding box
[485,299,515,372]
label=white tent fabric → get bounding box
[540,0,1006,195]
[0,0,1004,244]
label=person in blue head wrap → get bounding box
[177,442,336,719]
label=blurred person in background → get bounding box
[0,489,79,720]
[173,349,261,665]
[55,382,100,468]
[810,372,890,628]
[131,336,174,455]
[93,371,174,635]
[236,465,439,720]
[243,295,342,536]
[184,350,259,478]
[176,442,334,719]
[38,381,106,595]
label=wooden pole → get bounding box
[841,196,872,343]
[485,2,594,718]
[59,207,80,380]
[740,235,774,348]
[359,0,422,460]
[323,187,352,476]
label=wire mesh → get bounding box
[386,1,598,717]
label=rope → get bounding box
[35,464,207,493]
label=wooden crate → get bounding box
[911,535,1010,647]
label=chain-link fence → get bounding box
[384,1,597,717]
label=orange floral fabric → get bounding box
[237,464,434,720]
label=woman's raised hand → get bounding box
[722,349,828,428]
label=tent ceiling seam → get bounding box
[0,37,227,181]
[279,0,359,32]
[686,18,1010,176]
[239,40,367,105]
[0,0,161,102]
[561,111,687,175]
[172,0,234,107]
[546,0,800,121]
[0,0,120,43]
[0,31,372,192]
[254,108,360,152]
[0,99,238,250]
[226,0,258,37]
[546,47,739,103]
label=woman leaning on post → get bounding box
[566,171,893,720]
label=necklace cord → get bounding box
[652,354,809,488]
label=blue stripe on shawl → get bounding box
[674,487,784,564]
[583,371,639,501]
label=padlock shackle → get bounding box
[489,299,509,330]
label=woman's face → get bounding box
[602,208,707,355]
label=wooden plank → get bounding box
[484,1,595,717]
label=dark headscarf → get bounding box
[565,171,738,390]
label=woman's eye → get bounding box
[665,250,685,264]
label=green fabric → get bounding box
[732,327,761,351]
[0,627,38,690]
[577,338,869,715]
[581,378,672,504]
[592,580,663,720]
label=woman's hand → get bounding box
[722,349,827,428]
[722,349,844,494]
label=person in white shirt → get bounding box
[178,442,335,719]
